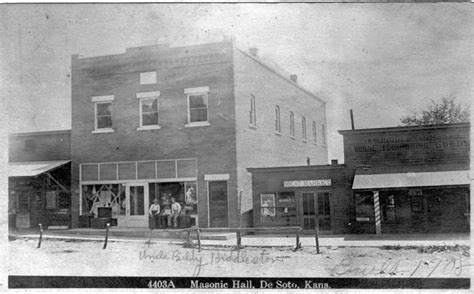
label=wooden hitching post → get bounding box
[103,223,110,249]
[37,223,43,249]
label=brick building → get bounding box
[249,123,470,234]
[8,130,72,229]
[70,39,328,229]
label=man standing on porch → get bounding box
[149,199,161,229]
[168,197,181,228]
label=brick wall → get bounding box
[233,48,329,221]
[70,41,238,228]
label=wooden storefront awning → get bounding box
[8,160,70,178]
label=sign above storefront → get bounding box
[283,179,331,188]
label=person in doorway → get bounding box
[149,199,161,229]
[168,197,181,228]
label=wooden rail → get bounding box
[145,226,322,253]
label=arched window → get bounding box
[312,121,317,143]
[302,117,307,140]
[275,105,281,133]
[249,95,256,126]
[290,111,295,137]
[322,124,326,145]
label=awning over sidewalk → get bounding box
[352,170,470,190]
[9,160,71,177]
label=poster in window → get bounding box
[260,194,276,217]
[46,191,57,209]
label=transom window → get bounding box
[185,86,210,126]
[139,71,157,85]
[302,117,307,140]
[275,105,281,133]
[289,111,295,137]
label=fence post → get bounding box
[148,228,153,247]
[295,229,301,250]
[103,223,110,249]
[37,223,43,249]
[236,231,242,249]
[196,228,201,252]
[314,220,320,254]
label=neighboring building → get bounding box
[8,130,72,229]
[249,123,470,234]
[341,122,470,234]
[248,162,351,234]
[70,38,328,229]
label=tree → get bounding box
[400,96,470,126]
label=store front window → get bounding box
[354,191,374,222]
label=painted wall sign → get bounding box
[82,52,230,76]
[283,179,331,187]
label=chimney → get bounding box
[307,157,311,166]
[290,74,298,83]
[331,159,338,165]
[249,47,258,57]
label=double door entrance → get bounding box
[118,183,149,227]
[301,191,331,231]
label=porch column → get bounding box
[373,190,381,234]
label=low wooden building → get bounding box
[8,130,72,229]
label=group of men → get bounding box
[148,187,196,228]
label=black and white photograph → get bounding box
[1,2,472,291]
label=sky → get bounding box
[1,3,472,163]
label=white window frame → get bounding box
[139,71,157,85]
[92,95,114,133]
[302,116,307,141]
[185,86,210,127]
[136,91,161,131]
[289,111,295,139]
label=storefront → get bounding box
[340,122,470,234]
[78,158,199,228]
[248,164,352,234]
[351,169,470,234]
[8,160,72,229]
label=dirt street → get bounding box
[8,237,471,279]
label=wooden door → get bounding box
[209,181,228,227]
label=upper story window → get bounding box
[137,91,160,130]
[139,71,157,85]
[312,121,317,143]
[289,111,295,138]
[322,124,326,145]
[185,86,210,127]
[275,105,281,133]
[24,139,36,153]
[302,117,307,140]
[92,95,114,133]
[249,95,256,127]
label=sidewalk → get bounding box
[9,228,470,248]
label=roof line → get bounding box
[236,48,325,104]
[338,122,470,134]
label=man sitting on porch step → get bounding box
[168,197,181,228]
